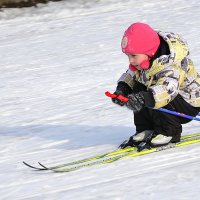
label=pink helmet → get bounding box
[121,22,160,57]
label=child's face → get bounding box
[127,54,149,70]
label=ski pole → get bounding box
[150,107,200,121]
[105,91,200,122]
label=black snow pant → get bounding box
[133,82,200,141]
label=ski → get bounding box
[23,133,200,172]
[50,136,200,172]
[23,146,137,170]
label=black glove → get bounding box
[126,92,145,113]
[112,90,126,106]
[112,82,133,107]
[116,82,133,97]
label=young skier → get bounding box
[112,22,200,148]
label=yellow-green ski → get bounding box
[23,133,200,172]
[50,133,200,172]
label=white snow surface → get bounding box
[0,0,200,199]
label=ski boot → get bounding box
[150,133,180,147]
[119,130,154,150]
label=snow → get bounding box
[0,0,200,199]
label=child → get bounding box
[112,22,200,148]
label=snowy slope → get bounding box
[0,0,200,199]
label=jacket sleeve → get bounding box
[117,68,140,90]
[148,67,180,108]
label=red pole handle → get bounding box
[105,91,128,102]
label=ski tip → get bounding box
[38,162,49,170]
[22,161,46,170]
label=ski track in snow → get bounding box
[0,0,200,199]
